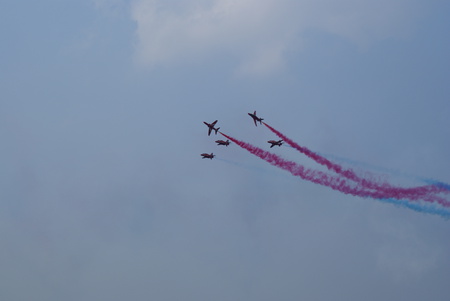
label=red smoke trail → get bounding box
[263,122,449,203]
[221,133,433,202]
[220,132,450,208]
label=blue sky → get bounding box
[1,0,450,300]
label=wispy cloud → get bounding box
[131,0,418,76]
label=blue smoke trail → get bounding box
[317,152,450,192]
[217,157,450,218]
[377,198,450,219]
[421,180,450,191]
[218,159,450,218]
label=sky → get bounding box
[1,0,450,300]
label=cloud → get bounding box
[131,0,419,76]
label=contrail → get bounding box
[220,132,450,214]
[263,122,449,204]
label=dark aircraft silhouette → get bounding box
[203,120,220,136]
[248,111,264,126]
[201,153,215,159]
[215,139,230,146]
[268,139,283,148]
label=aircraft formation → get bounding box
[201,111,282,159]
[200,111,450,218]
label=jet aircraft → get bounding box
[201,153,215,159]
[268,140,283,148]
[215,140,230,146]
[248,111,264,126]
[203,120,220,136]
